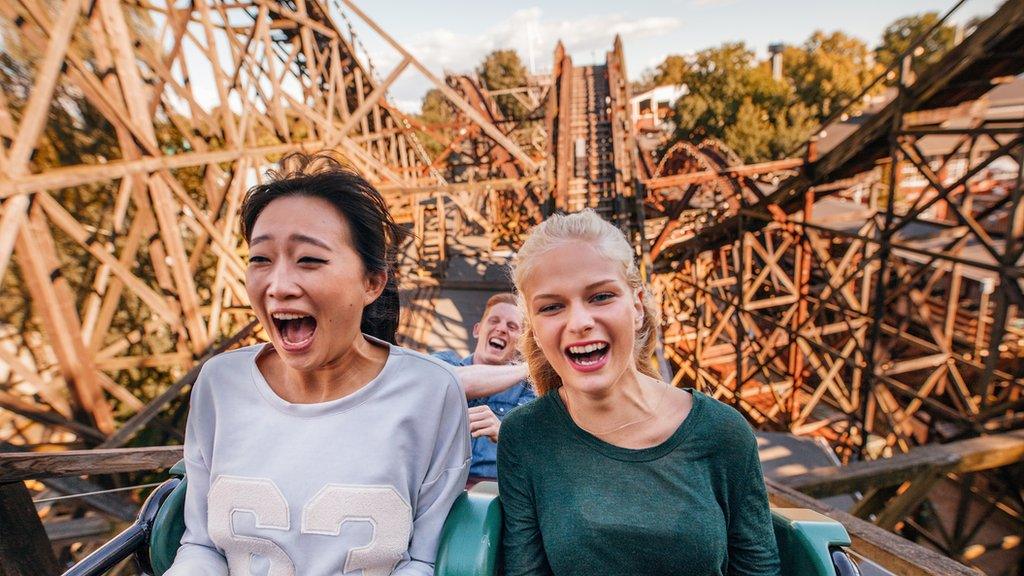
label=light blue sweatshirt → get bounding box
[165,341,471,576]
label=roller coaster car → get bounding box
[64,462,860,576]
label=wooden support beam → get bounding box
[15,206,113,435]
[378,177,536,196]
[147,177,208,352]
[0,446,183,482]
[873,472,944,530]
[0,141,326,197]
[0,390,105,443]
[779,429,1024,498]
[645,157,805,191]
[0,194,31,289]
[0,445,138,521]
[7,0,84,170]
[255,0,336,38]
[191,0,240,146]
[45,516,113,546]
[34,193,182,328]
[39,476,136,522]
[0,344,72,416]
[333,56,411,138]
[0,481,61,576]
[0,0,84,285]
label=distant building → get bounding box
[631,85,687,132]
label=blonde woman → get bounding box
[498,209,780,576]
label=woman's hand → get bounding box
[468,405,501,442]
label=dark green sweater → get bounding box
[497,389,781,576]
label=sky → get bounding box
[335,0,1002,112]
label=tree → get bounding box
[769,101,817,159]
[670,42,799,162]
[876,12,957,79]
[416,88,453,157]
[476,49,528,120]
[420,88,452,126]
[783,31,881,121]
[665,30,885,163]
[632,54,691,95]
[723,98,773,162]
[653,54,689,87]
[630,69,657,95]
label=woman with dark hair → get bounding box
[499,209,780,576]
[166,153,470,576]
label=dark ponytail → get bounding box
[361,270,401,343]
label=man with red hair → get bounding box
[435,293,534,484]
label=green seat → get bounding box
[144,461,502,576]
[147,461,187,575]
[434,491,503,576]
[773,508,855,576]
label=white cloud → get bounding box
[351,7,682,112]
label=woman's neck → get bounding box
[560,369,662,430]
[560,370,691,449]
[266,335,390,403]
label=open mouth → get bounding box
[487,337,508,352]
[564,341,609,371]
[271,312,317,351]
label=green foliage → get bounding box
[723,98,773,162]
[664,25,882,162]
[476,49,528,120]
[415,88,453,157]
[769,101,817,159]
[784,31,881,121]
[653,55,689,87]
[420,88,453,126]
[670,42,813,162]
[416,50,536,163]
[655,11,963,163]
[875,12,957,79]
[631,54,688,96]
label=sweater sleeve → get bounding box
[393,376,471,576]
[164,376,228,576]
[497,415,553,576]
[726,424,781,576]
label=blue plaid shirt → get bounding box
[432,351,536,478]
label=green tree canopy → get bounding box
[476,49,528,120]
[653,54,689,87]
[783,31,880,121]
[670,42,814,162]
[420,88,452,126]
[662,27,884,163]
[415,88,452,157]
[875,12,957,79]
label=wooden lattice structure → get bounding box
[0,0,545,447]
[1,0,1023,573]
[641,2,1024,568]
[647,0,1024,457]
